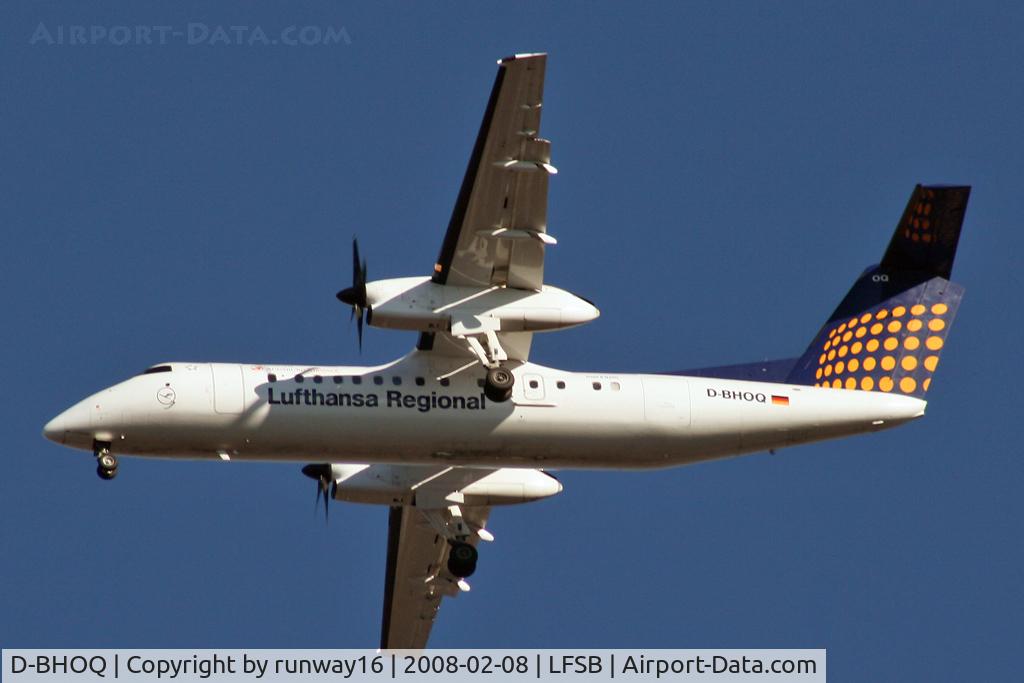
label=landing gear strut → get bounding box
[456,322,514,403]
[447,541,478,578]
[94,440,117,480]
[484,367,514,403]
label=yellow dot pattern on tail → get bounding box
[813,302,951,395]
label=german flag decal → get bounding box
[771,395,790,406]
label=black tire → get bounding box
[447,542,478,578]
[484,383,513,403]
[97,452,117,471]
[484,367,514,403]
[97,465,117,480]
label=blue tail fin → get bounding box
[786,185,969,397]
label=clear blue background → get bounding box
[2,2,1021,679]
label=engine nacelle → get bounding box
[329,464,562,507]
[363,277,599,334]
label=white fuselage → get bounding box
[45,353,926,469]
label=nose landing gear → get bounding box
[94,441,117,480]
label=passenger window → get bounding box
[440,378,450,387]
[592,382,602,390]
[392,376,402,386]
[333,376,343,384]
[556,380,566,389]
[373,376,384,385]
[415,377,425,386]
[268,373,277,383]
[352,376,362,385]
[529,380,539,389]
[611,381,621,391]
[295,374,305,383]
[313,375,323,384]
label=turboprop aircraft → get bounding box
[43,53,970,649]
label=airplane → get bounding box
[42,53,970,648]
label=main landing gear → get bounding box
[94,440,117,480]
[483,367,515,403]
[423,505,485,581]
[456,323,514,403]
[447,541,479,578]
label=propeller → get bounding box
[336,238,368,351]
[301,464,334,522]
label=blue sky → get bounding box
[3,1,1022,679]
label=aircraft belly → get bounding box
[238,399,653,467]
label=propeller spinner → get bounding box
[336,239,368,350]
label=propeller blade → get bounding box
[302,464,332,523]
[353,239,362,284]
[320,475,330,521]
[336,238,369,352]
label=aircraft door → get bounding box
[523,373,545,401]
[641,376,691,426]
[210,364,245,414]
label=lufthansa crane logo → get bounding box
[157,386,176,407]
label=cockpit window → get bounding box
[141,365,172,375]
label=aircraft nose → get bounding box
[42,413,65,444]
[42,400,92,445]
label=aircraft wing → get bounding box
[418,54,554,365]
[431,53,555,292]
[380,504,490,649]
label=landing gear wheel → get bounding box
[447,541,478,578]
[94,442,118,481]
[97,452,117,471]
[484,367,514,403]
